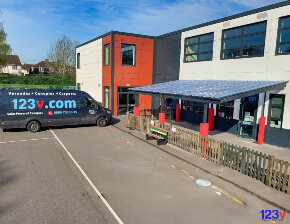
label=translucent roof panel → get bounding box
[130,80,288,103]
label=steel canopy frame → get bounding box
[129,80,288,104]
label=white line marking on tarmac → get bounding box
[0,137,55,144]
[50,129,124,224]
[170,165,176,168]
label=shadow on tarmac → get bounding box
[2,117,121,133]
[0,159,20,216]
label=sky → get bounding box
[0,0,284,64]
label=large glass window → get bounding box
[218,101,234,119]
[221,22,266,59]
[104,44,110,66]
[276,16,290,55]
[184,33,214,62]
[77,53,80,69]
[269,94,285,129]
[182,100,204,114]
[121,44,136,66]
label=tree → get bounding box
[47,35,79,77]
[0,11,12,69]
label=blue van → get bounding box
[0,89,112,132]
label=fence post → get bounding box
[266,156,273,186]
[282,161,288,193]
[217,141,222,165]
[241,147,246,174]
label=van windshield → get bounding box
[84,98,100,109]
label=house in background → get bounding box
[30,59,54,75]
[21,63,32,76]
[1,55,22,75]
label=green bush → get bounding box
[0,74,75,86]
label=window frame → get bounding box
[267,94,285,129]
[221,21,267,60]
[184,32,214,63]
[103,86,110,109]
[12,65,18,70]
[77,53,80,69]
[276,15,290,56]
[121,43,136,66]
[103,44,110,66]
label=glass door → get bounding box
[117,87,136,115]
[239,95,259,138]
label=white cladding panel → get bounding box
[180,5,290,129]
[76,38,103,103]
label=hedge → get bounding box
[0,74,75,86]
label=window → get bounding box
[77,53,80,69]
[12,65,17,69]
[218,101,234,119]
[104,44,110,66]
[182,100,204,114]
[269,94,285,129]
[121,44,136,66]
[104,86,110,109]
[221,22,266,59]
[184,33,214,62]
[276,16,290,55]
[83,98,99,109]
[39,67,44,72]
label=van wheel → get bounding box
[27,121,41,133]
[97,117,107,127]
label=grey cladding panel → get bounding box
[154,33,181,84]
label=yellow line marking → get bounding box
[189,176,195,180]
[212,185,244,205]
[181,170,189,174]
[265,220,276,223]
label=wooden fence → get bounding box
[126,112,290,195]
[139,108,173,120]
[127,112,222,164]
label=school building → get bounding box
[76,1,290,147]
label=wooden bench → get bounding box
[145,125,168,145]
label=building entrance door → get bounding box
[118,87,136,115]
[239,95,259,139]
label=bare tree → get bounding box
[0,11,11,69]
[47,35,79,77]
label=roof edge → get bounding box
[76,31,155,48]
